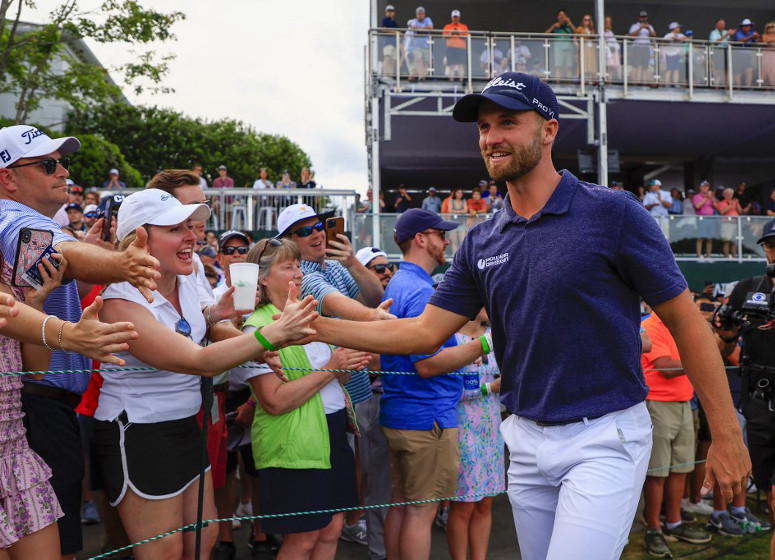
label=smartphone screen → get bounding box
[325,217,345,246]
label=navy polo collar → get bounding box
[497,170,578,232]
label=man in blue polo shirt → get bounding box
[380,208,491,560]
[313,74,749,560]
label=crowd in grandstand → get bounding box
[378,5,775,86]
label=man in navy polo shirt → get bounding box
[313,74,749,560]
[380,209,491,560]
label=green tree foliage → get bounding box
[67,103,313,187]
[0,0,184,123]
[67,133,142,189]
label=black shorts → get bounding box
[79,414,106,491]
[258,410,357,534]
[22,392,84,555]
[696,403,712,443]
[744,397,775,490]
[94,413,210,506]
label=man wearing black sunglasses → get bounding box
[356,246,394,288]
[214,230,251,300]
[0,124,161,558]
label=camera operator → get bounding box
[718,217,775,547]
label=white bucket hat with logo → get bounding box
[0,125,80,168]
[116,188,210,241]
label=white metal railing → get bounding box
[369,28,775,94]
[103,188,359,233]
[352,212,773,263]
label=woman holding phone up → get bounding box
[94,190,317,560]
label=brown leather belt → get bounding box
[213,381,230,393]
[22,382,81,409]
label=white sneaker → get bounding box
[232,501,252,530]
[235,501,253,518]
[682,498,714,515]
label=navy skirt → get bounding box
[258,409,358,534]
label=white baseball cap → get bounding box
[668,21,681,31]
[451,9,460,17]
[83,204,99,214]
[356,247,388,267]
[385,4,395,11]
[109,168,119,175]
[0,125,80,168]
[116,188,211,241]
[276,203,321,238]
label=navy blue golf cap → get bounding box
[453,72,559,122]
[394,208,459,244]
[757,218,775,244]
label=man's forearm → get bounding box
[321,292,379,322]
[415,339,483,378]
[57,242,125,284]
[315,315,448,356]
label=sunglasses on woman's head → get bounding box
[291,221,324,237]
[175,317,192,339]
[220,246,249,255]
[8,157,70,175]
[256,237,282,262]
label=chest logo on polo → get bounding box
[477,252,509,270]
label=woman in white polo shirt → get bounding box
[93,189,317,560]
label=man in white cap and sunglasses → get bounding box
[0,126,159,558]
[309,73,750,559]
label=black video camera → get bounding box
[716,291,775,331]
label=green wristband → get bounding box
[254,330,278,351]
[480,335,490,355]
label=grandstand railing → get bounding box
[369,28,775,96]
[108,188,359,234]
[351,213,774,263]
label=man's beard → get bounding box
[482,126,543,183]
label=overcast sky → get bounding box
[31,0,371,191]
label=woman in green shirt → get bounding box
[242,238,369,560]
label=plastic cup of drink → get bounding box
[229,263,259,310]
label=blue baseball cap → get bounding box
[394,208,459,244]
[757,218,775,244]
[98,193,124,215]
[453,72,559,122]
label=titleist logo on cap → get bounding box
[21,128,45,144]
[483,76,527,93]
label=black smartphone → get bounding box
[325,217,345,246]
[102,196,115,241]
[11,228,58,289]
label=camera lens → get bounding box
[22,231,30,242]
